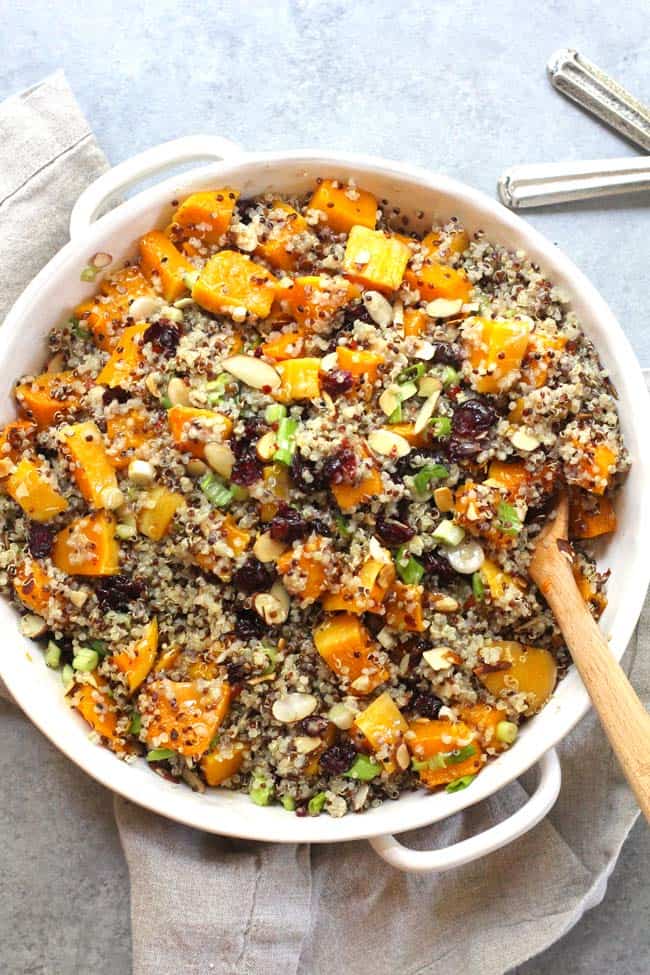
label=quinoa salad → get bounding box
[0,178,627,818]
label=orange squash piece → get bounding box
[313,613,388,694]
[477,642,557,717]
[354,691,408,772]
[331,461,383,512]
[255,201,309,271]
[569,490,617,539]
[336,346,385,385]
[422,227,470,260]
[111,618,159,693]
[408,718,483,789]
[201,741,247,786]
[278,275,358,329]
[479,558,525,601]
[139,678,231,758]
[321,556,395,614]
[522,331,567,388]
[139,230,194,302]
[15,371,82,428]
[386,422,428,448]
[192,514,251,576]
[343,226,411,293]
[463,316,531,394]
[74,676,126,751]
[6,458,68,522]
[192,250,277,319]
[97,322,149,388]
[138,486,185,541]
[277,536,328,603]
[568,440,617,496]
[261,330,305,361]
[13,558,57,616]
[0,419,37,473]
[460,703,509,752]
[76,265,155,351]
[402,308,427,338]
[260,462,290,521]
[573,563,607,618]
[153,645,181,674]
[273,357,322,403]
[53,511,119,576]
[384,581,426,632]
[167,405,232,459]
[487,460,530,498]
[59,421,119,509]
[106,409,154,469]
[405,261,472,303]
[309,179,377,234]
[170,189,239,246]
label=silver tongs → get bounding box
[498,49,650,209]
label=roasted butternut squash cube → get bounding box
[97,323,149,388]
[384,581,425,632]
[192,250,277,319]
[261,330,305,361]
[6,458,68,522]
[567,439,617,496]
[192,513,251,577]
[277,536,328,603]
[463,316,531,394]
[569,490,617,539]
[476,642,557,716]
[53,511,120,576]
[479,558,525,601]
[460,703,509,752]
[111,618,159,693]
[405,261,472,303]
[309,179,377,234]
[255,201,309,271]
[59,421,119,509]
[336,346,384,384]
[137,486,185,541]
[139,230,194,302]
[260,462,290,522]
[201,741,247,786]
[76,265,154,351]
[321,556,394,614]
[167,405,233,459]
[573,563,607,618]
[74,676,126,752]
[407,718,483,789]
[139,678,230,758]
[170,189,239,246]
[486,460,530,499]
[13,559,57,616]
[522,331,567,388]
[331,463,383,512]
[15,371,82,428]
[0,419,37,472]
[273,357,322,403]
[385,422,428,447]
[106,409,154,469]
[278,275,358,329]
[354,691,407,772]
[313,613,388,694]
[402,308,427,338]
[422,227,470,260]
[343,226,411,293]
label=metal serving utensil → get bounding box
[498,49,650,209]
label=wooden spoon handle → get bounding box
[538,560,650,821]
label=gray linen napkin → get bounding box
[1,72,648,975]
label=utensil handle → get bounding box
[69,135,243,239]
[538,561,650,822]
[547,48,650,153]
[368,749,561,873]
[498,156,650,209]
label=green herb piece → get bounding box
[199,472,233,508]
[497,502,522,536]
[261,645,278,676]
[446,744,477,764]
[87,638,108,657]
[281,795,296,812]
[446,774,476,793]
[441,365,460,387]
[395,545,424,585]
[44,640,61,669]
[230,484,249,502]
[344,755,381,781]
[431,519,465,547]
[80,265,99,283]
[72,321,92,340]
[72,648,99,672]
[160,394,172,409]
[61,664,74,691]
[146,748,176,762]
[308,791,328,816]
[335,515,352,538]
[397,362,425,384]
[265,403,287,424]
[388,402,403,424]
[496,721,518,745]
[472,572,485,601]
[249,772,274,806]
[206,374,229,406]
[273,417,299,465]
[431,416,452,438]
[398,381,418,400]
[129,710,142,735]
[413,463,449,495]
[412,745,477,773]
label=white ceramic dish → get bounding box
[1,137,648,873]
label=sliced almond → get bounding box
[328,700,358,729]
[320,351,339,372]
[101,486,125,510]
[423,647,455,671]
[433,486,454,512]
[270,580,290,616]
[413,389,442,434]
[253,592,284,625]
[186,458,208,477]
[204,442,235,479]
[129,296,164,320]
[350,674,371,693]
[222,354,281,390]
[431,595,460,613]
[253,531,287,563]
[378,385,402,417]
[368,429,411,458]
[396,742,410,770]
[167,376,191,407]
[272,692,318,724]
[363,290,393,327]
[418,375,442,397]
[294,736,322,755]
[256,431,278,461]
[20,613,48,639]
[368,535,391,563]
[509,428,540,452]
[425,298,464,318]
[413,340,436,361]
[392,299,404,327]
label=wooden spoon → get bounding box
[530,491,650,821]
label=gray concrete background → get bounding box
[1,1,648,973]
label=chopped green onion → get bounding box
[398,381,418,400]
[397,362,425,384]
[87,638,108,657]
[413,463,449,495]
[308,791,328,816]
[249,772,274,806]
[412,744,477,773]
[44,641,61,669]
[281,795,296,812]
[160,394,172,409]
[72,321,92,340]
[273,417,299,465]
[344,755,381,781]
[206,374,228,406]
[446,774,476,793]
[72,648,99,672]
[496,721,518,745]
[431,416,452,438]
[441,365,460,387]
[497,502,522,536]
[199,472,233,508]
[388,402,403,424]
[472,572,485,601]
[230,484,249,502]
[61,664,74,691]
[146,748,175,762]
[80,265,99,282]
[129,710,142,735]
[336,515,352,538]
[261,645,278,676]
[431,519,465,547]
[395,545,424,585]
[265,403,287,424]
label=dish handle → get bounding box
[69,135,244,239]
[368,748,561,873]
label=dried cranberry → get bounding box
[421,550,457,584]
[323,446,357,486]
[27,523,55,559]
[452,398,497,437]
[433,342,463,367]
[225,659,249,683]
[319,740,357,775]
[290,452,326,493]
[297,714,330,737]
[321,368,354,398]
[95,574,144,611]
[231,453,263,486]
[102,386,130,406]
[375,516,415,547]
[234,608,266,640]
[409,692,443,719]
[142,319,181,356]
[232,557,274,594]
[341,304,373,330]
[270,504,308,543]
